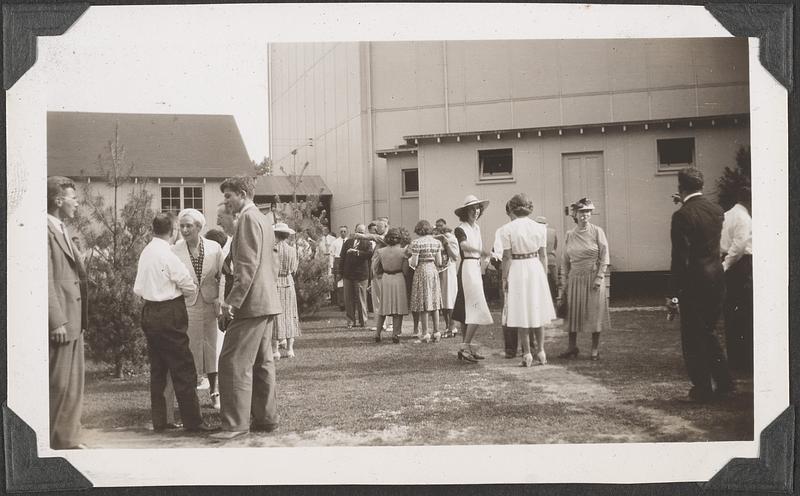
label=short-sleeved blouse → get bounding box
[500,217,547,255]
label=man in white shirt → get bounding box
[134,213,214,433]
[330,225,348,308]
[720,188,753,372]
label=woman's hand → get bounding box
[592,278,602,290]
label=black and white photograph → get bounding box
[6,2,790,487]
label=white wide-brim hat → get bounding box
[454,194,490,217]
[273,222,295,235]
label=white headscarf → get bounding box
[178,208,206,230]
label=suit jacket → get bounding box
[172,237,225,306]
[669,194,725,296]
[48,221,88,342]
[226,205,282,318]
[340,237,374,281]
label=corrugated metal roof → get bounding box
[254,175,332,197]
[47,111,254,178]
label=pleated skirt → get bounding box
[506,258,556,328]
[379,272,408,316]
[186,299,219,374]
[564,265,610,333]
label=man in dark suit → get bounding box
[340,223,374,328]
[214,176,282,440]
[667,167,734,402]
[47,176,88,449]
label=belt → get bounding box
[512,253,538,260]
[462,256,480,260]
[278,272,291,277]
[417,258,435,263]
[383,269,402,275]
[144,295,184,306]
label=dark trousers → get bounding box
[142,297,203,430]
[49,334,85,449]
[344,278,369,326]
[724,255,753,372]
[680,282,733,394]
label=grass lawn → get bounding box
[82,305,753,448]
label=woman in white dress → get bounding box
[434,219,460,338]
[451,195,494,362]
[173,208,225,409]
[500,194,556,367]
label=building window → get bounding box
[402,169,419,196]
[478,148,513,180]
[657,138,695,171]
[160,186,204,214]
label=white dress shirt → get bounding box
[331,236,345,259]
[720,203,752,272]
[134,237,197,302]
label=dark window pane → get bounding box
[479,148,513,177]
[403,169,419,193]
[657,138,694,167]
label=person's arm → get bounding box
[434,240,443,268]
[48,238,69,343]
[501,249,511,294]
[354,240,374,259]
[226,213,261,309]
[167,252,197,300]
[214,245,225,313]
[593,226,610,289]
[372,249,384,277]
[723,211,751,272]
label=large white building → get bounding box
[268,39,750,274]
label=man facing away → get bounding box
[330,225,349,309]
[134,213,215,433]
[666,167,735,402]
[214,176,282,440]
[47,176,88,449]
[340,223,374,328]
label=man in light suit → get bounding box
[47,176,88,449]
[667,167,734,402]
[213,176,282,440]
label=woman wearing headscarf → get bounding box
[452,195,494,362]
[373,227,409,343]
[500,194,556,367]
[558,198,611,361]
[273,222,301,358]
[172,208,225,409]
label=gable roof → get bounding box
[48,111,254,179]
[254,174,332,197]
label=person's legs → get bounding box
[143,332,169,430]
[343,278,355,326]
[503,326,517,358]
[355,279,369,326]
[680,297,713,399]
[392,315,403,339]
[164,331,204,429]
[591,332,601,358]
[375,314,386,341]
[49,337,84,448]
[219,316,265,432]
[286,337,295,356]
[534,327,546,364]
[251,316,278,429]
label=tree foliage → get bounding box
[716,146,751,212]
[70,125,155,377]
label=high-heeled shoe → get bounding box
[535,351,547,365]
[392,334,400,344]
[416,333,431,344]
[558,347,579,359]
[520,353,533,367]
[468,347,485,360]
[590,351,600,361]
[457,349,478,363]
[432,331,441,342]
[374,331,382,343]
[286,349,296,358]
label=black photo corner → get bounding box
[1,1,796,494]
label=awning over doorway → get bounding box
[254,175,332,197]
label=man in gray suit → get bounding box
[213,176,282,440]
[47,176,88,449]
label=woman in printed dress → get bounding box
[272,222,301,359]
[452,195,494,362]
[558,198,611,361]
[372,227,409,343]
[409,220,444,343]
[500,194,556,367]
[172,208,225,409]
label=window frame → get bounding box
[401,168,419,198]
[160,184,205,214]
[477,148,514,182]
[656,136,696,173]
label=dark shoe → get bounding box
[250,423,278,433]
[590,351,600,361]
[153,422,182,432]
[715,382,737,398]
[682,387,713,403]
[375,334,382,343]
[470,349,485,360]
[185,423,220,433]
[558,347,579,359]
[457,349,478,363]
[505,352,517,359]
[209,430,248,440]
[392,335,400,344]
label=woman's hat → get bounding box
[273,222,295,235]
[454,194,490,217]
[574,198,595,211]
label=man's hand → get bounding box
[222,303,236,320]
[214,302,222,317]
[665,297,680,321]
[592,278,602,290]
[50,325,68,344]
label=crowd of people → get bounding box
[45,165,752,448]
